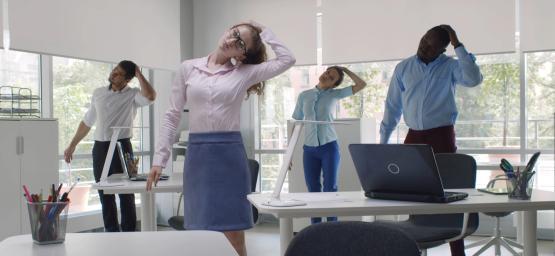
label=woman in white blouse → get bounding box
[146,21,295,255]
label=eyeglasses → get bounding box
[231,28,248,55]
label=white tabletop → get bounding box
[91,173,183,194]
[0,231,237,256]
[248,189,555,217]
[90,173,183,231]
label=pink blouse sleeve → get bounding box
[152,62,191,168]
[240,28,296,90]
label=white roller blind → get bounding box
[9,0,180,70]
[193,0,316,66]
[322,0,515,64]
[0,0,4,49]
[521,0,555,52]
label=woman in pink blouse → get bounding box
[146,21,295,255]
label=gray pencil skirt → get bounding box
[183,131,253,231]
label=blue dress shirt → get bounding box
[292,86,353,147]
[380,46,483,144]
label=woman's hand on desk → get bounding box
[146,166,163,191]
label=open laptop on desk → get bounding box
[116,142,168,181]
[348,144,468,203]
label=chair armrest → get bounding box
[486,174,509,188]
[445,212,469,243]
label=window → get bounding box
[53,57,151,213]
[0,50,41,118]
[457,54,520,149]
[256,52,555,194]
[525,51,555,191]
[256,67,310,192]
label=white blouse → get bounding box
[152,28,296,168]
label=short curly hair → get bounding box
[118,60,137,80]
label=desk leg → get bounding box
[280,218,293,255]
[522,210,537,256]
[516,211,523,243]
[140,192,157,231]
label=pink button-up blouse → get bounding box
[152,28,295,168]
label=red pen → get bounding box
[22,185,33,202]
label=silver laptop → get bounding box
[116,142,168,181]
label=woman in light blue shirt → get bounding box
[292,66,366,224]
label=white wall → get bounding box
[180,0,194,61]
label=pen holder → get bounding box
[506,173,535,200]
[27,201,69,244]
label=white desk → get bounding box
[91,173,183,231]
[0,231,237,256]
[248,189,555,256]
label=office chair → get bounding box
[248,159,260,224]
[465,175,523,256]
[285,221,420,256]
[168,158,260,230]
[376,153,479,255]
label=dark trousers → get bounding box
[404,125,465,256]
[303,141,340,224]
[93,139,137,232]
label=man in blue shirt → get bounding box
[380,25,482,256]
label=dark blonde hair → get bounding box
[231,23,267,98]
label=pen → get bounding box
[51,184,57,202]
[499,159,515,179]
[60,192,69,202]
[22,185,33,202]
[56,183,63,200]
[523,152,541,173]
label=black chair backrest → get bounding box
[285,221,420,256]
[247,159,260,223]
[248,159,259,192]
[410,153,479,230]
[435,153,477,189]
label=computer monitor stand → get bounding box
[262,120,350,207]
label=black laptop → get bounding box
[348,144,468,203]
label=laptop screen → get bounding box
[349,144,446,196]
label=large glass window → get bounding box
[525,51,555,191]
[0,50,41,118]
[457,54,520,149]
[53,57,151,213]
[257,52,554,193]
[256,66,315,192]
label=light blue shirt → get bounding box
[380,46,483,144]
[292,86,353,147]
